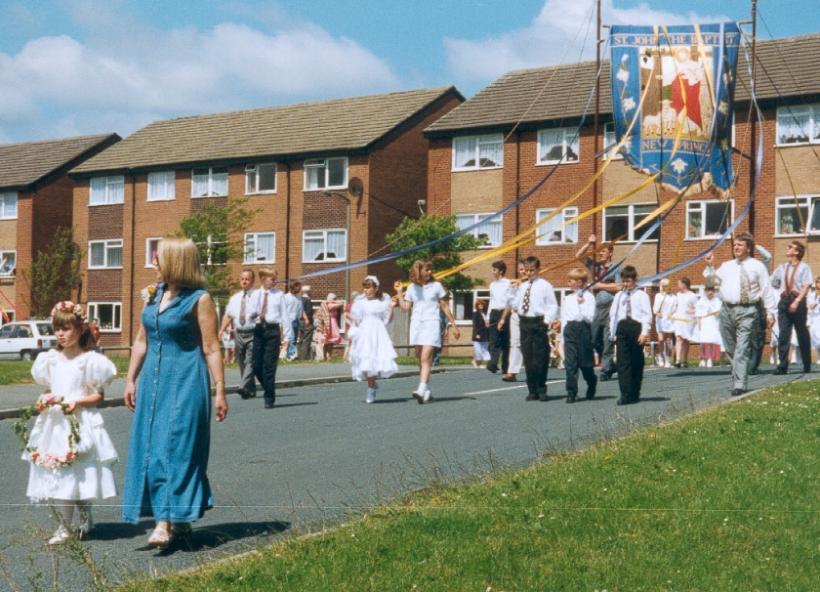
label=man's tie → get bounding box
[239,291,247,326]
[625,290,632,319]
[261,290,269,321]
[522,280,533,315]
[739,262,751,305]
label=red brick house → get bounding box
[0,134,120,321]
[70,87,463,346]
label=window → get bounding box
[603,122,623,160]
[89,176,124,205]
[535,207,579,245]
[147,171,175,201]
[145,237,161,268]
[452,289,490,324]
[191,167,228,197]
[245,163,276,194]
[0,251,16,276]
[455,213,503,248]
[537,127,580,164]
[0,325,13,338]
[776,103,820,145]
[775,196,820,236]
[685,200,733,239]
[0,192,18,219]
[452,134,503,170]
[244,232,276,263]
[304,158,348,191]
[302,229,347,262]
[603,204,659,242]
[87,302,122,332]
[88,239,123,269]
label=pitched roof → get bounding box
[73,87,461,174]
[425,34,820,135]
[0,134,119,189]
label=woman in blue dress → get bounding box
[122,237,228,547]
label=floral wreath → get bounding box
[51,301,87,323]
[14,398,81,470]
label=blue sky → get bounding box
[0,0,815,143]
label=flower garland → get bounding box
[14,398,81,470]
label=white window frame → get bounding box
[145,237,161,268]
[455,213,503,248]
[303,157,348,191]
[685,200,735,240]
[452,289,491,326]
[535,207,579,246]
[774,195,820,237]
[451,134,504,171]
[89,175,124,206]
[191,167,229,198]
[775,103,820,146]
[0,250,16,276]
[301,229,348,263]
[602,203,659,243]
[245,163,277,195]
[147,171,176,201]
[536,126,580,165]
[0,191,18,219]
[88,239,123,269]
[87,302,122,333]
[603,122,623,160]
[244,232,276,264]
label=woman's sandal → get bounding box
[147,524,172,548]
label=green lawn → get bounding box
[119,381,819,591]
[0,357,132,386]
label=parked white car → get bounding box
[0,321,56,360]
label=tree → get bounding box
[385,215,482,292]
[22,227,83,318]
[177,199,259,306]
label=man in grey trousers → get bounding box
[219,269,258,398]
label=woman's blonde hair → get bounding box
[409,259,434,286]
[157,237,204,289]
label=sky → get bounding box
[0,0,815,143]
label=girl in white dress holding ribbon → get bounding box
[652,278,676,367]
[23,301,117,545]
[347,275,398,403]
[671,277,698,367]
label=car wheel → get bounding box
[20,351,32,361]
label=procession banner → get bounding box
[609,23,740,196]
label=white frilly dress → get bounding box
[348,294,398,381]
[23,350,118,502]
[808,290,820,349]
[673,291,699,340]
[694,295,723,347]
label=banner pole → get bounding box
[749,0,758,235]
[592,0,602,237]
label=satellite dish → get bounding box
[348,177,364,197]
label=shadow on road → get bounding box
[272,402,319,409]
[153,520,291,556]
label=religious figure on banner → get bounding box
[609,23,741,196]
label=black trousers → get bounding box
[749,301,766,374]
[519,316,550,394]
[563,321,597,398]
[777,295,812,372]
[592,305,617,376]
[488,309,510,372]
[615,319,644,402]
[253,323,281,404]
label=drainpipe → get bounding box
[514,130,521,277]
[284,161,291,283]
[128,172,136,346]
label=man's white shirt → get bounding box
[609,288,652,339]
[248,287,293,341]
[513,278,558,322]
[225,290,256,332]
[560,290,595,325]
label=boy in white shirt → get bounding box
[609,265,652,405]
[561,267,597,403]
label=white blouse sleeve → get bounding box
[31,349,57,387]
[84,352,117,390]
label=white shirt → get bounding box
[560,290,595,325]
[283,292,304,323]
[609,288,652,338]
[405,281,446,322]
[771,261,814,296]
[225,289,256,331]
[653,291,676,319]
[488,278,513,311]
[704,257,776,313]
[248,287,293,341]
[513,278,559,322]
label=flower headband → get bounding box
[363,275,380,288]
[51,301,87,322]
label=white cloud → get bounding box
[0,17,399,141]
[445,0,731,83]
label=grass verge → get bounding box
[119,380,819,591]
[0,357,131,386]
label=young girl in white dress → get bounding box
[652,278,676,367]
[807,279,820,365]
[694,284,722,367]
[24,301,117,545]
[394,260,460,404]
[671,277,698,367]
[347,276,398,403]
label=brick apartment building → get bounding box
[0,134,120,321]
[423,34,820,337]
[70,87,464,346]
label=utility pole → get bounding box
[592,0,602,237]
[748,0,758,235]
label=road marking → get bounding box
[465,379,563,396]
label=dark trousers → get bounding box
[616,319,644,402]
[749,301,766,374]
[488,309,510,372]
[297,320,314,360]
[253,323,281,404]
[519,316,550,394]
[563,321,597,398]
[777,295,812,372]
[592,305,617,376]
[234,329,256,396]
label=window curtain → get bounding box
[303,233,324,261]
[454,137,477,168]
[326,231,346,260]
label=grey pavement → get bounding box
[0,364,813,590]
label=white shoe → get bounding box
[412,386,425,403]
[655,355,663,366]
[664,361,672,368]
[365,388,376,404]
[48,525,72,546]
[699,360,706,367]
[421,388,432,404]
[706,359,713,368]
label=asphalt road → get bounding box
[0,364,811,590]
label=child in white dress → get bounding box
[694,285,722,367]
[23,301,117,545]
[652,278,676,367]
[671,277,698,367]
[347,276,398,403]
[807,280,820,364]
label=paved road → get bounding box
[0,365,811,590]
